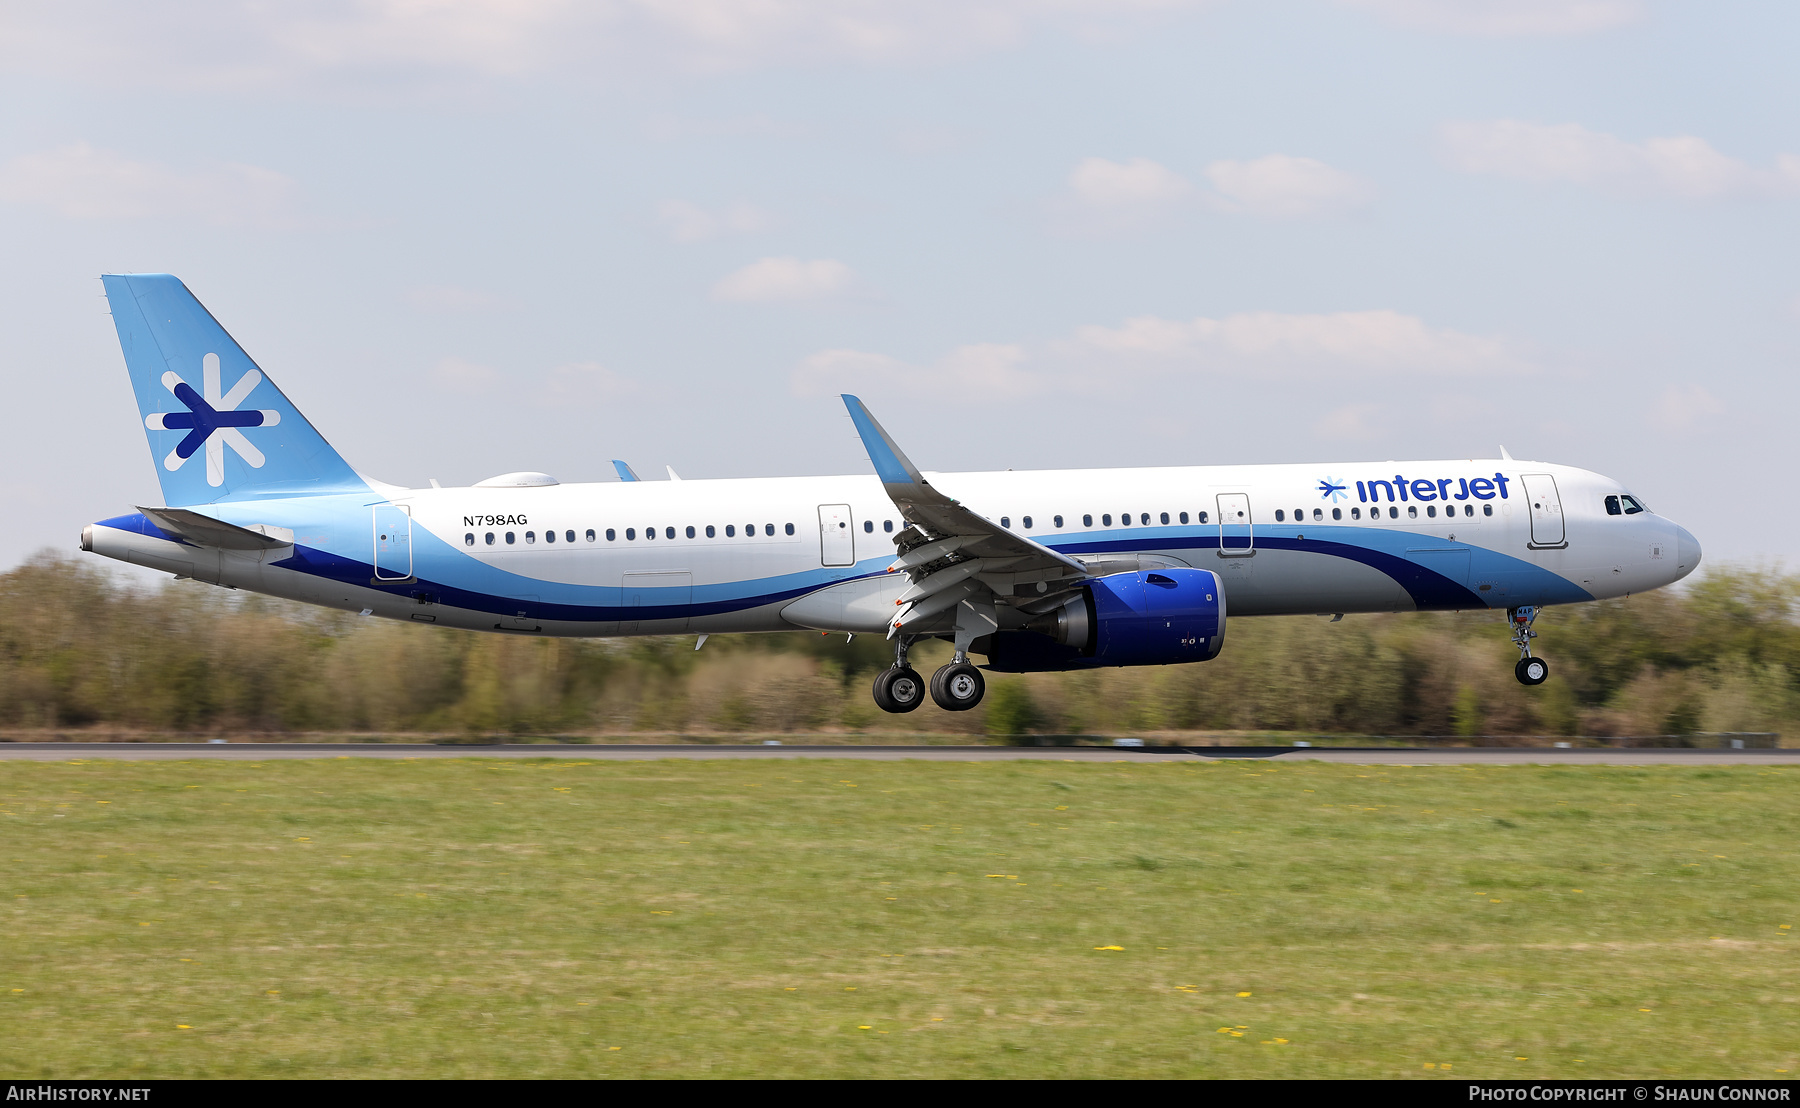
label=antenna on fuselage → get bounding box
[1499,445,1515,461]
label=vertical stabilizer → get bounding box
[102,273,365,506]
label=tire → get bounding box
[1515,656,1549,686]
[930,662,986,712]
[872,666,926,714]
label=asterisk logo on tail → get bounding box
[1318,477,1348,502]
[145,352,281,487]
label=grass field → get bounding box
[1,757,1796,1079]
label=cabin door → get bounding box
[373,504,412,580]
[1216,493,1253,555]
[818,504,855,567]
[1521,474,1566,548]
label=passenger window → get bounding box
[525,531,535,543]
[1294,508,1303,521]
[646,527,656,540]
[1275,510,1286,522]
[686,526,696,539]
[766,524,775,536]
[706,525,715,538]
[1083,514,1093,527]
[1463,505,1473,517]
[1054,515,1065,528]
[486,532,495,544]
[1332,508,1342,521]
[1102,514,1112,526]
[883,520,894,532]
[1141,513,1150,526]
[1198,511,1208,524]
[1621,495,1646,515]
[1160,512,1169,525]
[1407,506,1417,519]
[1483,504,1493,517]
[1313,508,1323,521]
[785,523,795,535]
[1179,512,1188,524]
[667,527,677,540]
[1023,516,1033,529]
[464,532,474,546]
[626,528,636,540]
[1389,507,1399,519]
[1605,495,1622,516]
[1426,505,1436,518]
[863,520,873,533]
[545,530,555,543]
[1001,517,1010,529]
[725,525,735,537]
[506,532,516,544]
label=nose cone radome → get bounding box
[1675,524,1702,581]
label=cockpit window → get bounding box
[1621,494,1647,515]
[1605,495,1621,516]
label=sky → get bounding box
[1,0,1796,573]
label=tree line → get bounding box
[0,551,1792,741]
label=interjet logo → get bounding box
[1317,477,1349,502]
[144,352,281,487]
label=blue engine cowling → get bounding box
[983,568,1227,672]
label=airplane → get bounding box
[81,274,1702,713]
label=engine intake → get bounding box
[985,568,1227,672]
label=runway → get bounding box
[1,742,1794,765]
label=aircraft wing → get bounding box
[137,507,293,550]
[841,395,1089,643]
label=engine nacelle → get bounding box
[983,568,1227,672]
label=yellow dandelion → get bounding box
[1424,1063,1436,1069]
[1516,1056,1528,1061]
[1094,945,1124,951]
[608,1046,621,1051]
[858,1025,872,1030]
[845,986,856,991]
[1237,991,1252,997]
[176,1025,192,1030]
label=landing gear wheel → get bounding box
[1515,656,1549,686]
[872,667,926,714]
[930,662,986,712]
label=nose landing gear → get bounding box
[1510,606,1548,685]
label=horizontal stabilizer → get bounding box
[137,507,294,550]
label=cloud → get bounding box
[1314,403,1383,441]
[0,142,302,227]
[406,285,505,312]
[1067,309,1523,376]
[543,361,639,403]
[1068,157,1192,209]
[656,199,772,243]
[1202,155,1374,218]
[0,1,1210,93]
[1440,120,1800,200]
[713,257,855,303]
[1059,154,1371,229]
[1334,0,1643,36]
[794,343,1030,398]
[1649,383,1724,433]
[432,357,500,394]
[797,309,1524,398]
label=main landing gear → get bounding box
[1510,606,1548,686]
[872,637,987,713]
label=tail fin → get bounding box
[102,273,365,505]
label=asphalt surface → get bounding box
[1,743,1794,765]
